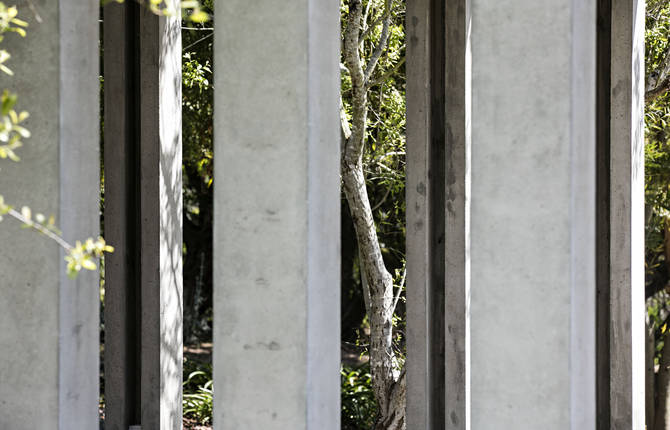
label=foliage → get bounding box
[0,3,26,74]
[645,4,670,426]
[340,0,407,362]
[646,2,670,300]
[0,3,115,277]
[106,0,210,22]
[181,0,214,342]
[341,364,377,430]
[340,0,408,426]
[0,89,28,161]
[183,360,213,425]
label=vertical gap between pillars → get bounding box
[595,0,612,428]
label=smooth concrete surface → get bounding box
[213,0,340,428]
[468,1,596,428]
[0,0,99,428]
[103,1,183,429]
[608,0,645,427]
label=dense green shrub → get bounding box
[183,360,213,425]
[341,364,377,430]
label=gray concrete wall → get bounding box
[0,0,99,428]
[468,1,596,428]
[213,0,340,428]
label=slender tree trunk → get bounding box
[341,1,405,428]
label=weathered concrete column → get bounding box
[406,0,469,428]
[406,0,445,425]
[597,0,646,427]
[468,1,597,428]
[104,1,182,428]
[0,1,99,429]
[213,0,340,428]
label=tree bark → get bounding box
[341,1,405,428]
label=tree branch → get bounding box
[391,266,406,314]
[361,13,386,41]
[6,208,72,251]
[647,46,670,103]
[368,56,405,89]
[363,0,393,83]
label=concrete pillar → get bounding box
[408,1,602,428]
[468,1,597,428]
[406,0,469,428]
[0,1,99,429]
[213,0,340,428]
[103,1,183,428]
[597,0,646,427]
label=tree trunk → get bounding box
[341,1,405,428]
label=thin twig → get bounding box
[367,56,405,89]
[361,12,385,41]
[362,0,373,32]
[25,0,43,23]
[371,185,392,211]
[7,208,72,251]
[183,32,213,51]
[363,0,393,83]
[392,266,406,314]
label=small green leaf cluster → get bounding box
[0,3,27,75]
[109,0,210,23]
[65,238,114,279]
[182,365,213,425]
[183,52,211,92]
[0,90,29,161]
